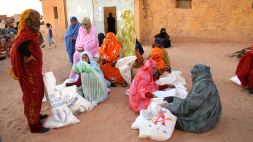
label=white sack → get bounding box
[115,56,137,85]
[43,72,80,128]
[156,71,186,86]
[61,85,97,114]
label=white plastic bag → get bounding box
[156,71,186,86]
[61,85,97,114]
[132,108,177,141]
[230,76,242,86]
[115,56,137,85]
[152,85,188,99]
[43,72,80,128]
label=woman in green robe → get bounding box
[164,64,222,132]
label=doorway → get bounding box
[104,6,117,34]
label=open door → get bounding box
[104,6,117,34]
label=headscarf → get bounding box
[191,64,213,83]
[10,9,41,79]
[150,47,165,70]
[80,51,101,73]
[129,59,159,112]
[81,17,91,33]
[99,32,121,62]
[116,9,136,57]
[64,16,81,64]
[65,16,80,40]
[98,33,105,47]
[75,20,99,57]
[17,9,40,36]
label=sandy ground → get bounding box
[0,39,253,142]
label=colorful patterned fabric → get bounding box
[129,59,159,113]
[116,9,136,57]
[10,9,44,132]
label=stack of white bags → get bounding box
[43,72,96,128]
[131,71,188,141]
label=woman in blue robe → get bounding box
[64,16,81,64]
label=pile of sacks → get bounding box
[131,71,188,141]
[43,72,96,128]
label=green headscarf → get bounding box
[116,9,136,57]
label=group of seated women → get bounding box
[64,10,222,133]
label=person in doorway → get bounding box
[46,23,56,47]
[10,9,49,133]
[236,45,253,94]
[107,13,115,34]
[64,16,81,64]
[164,64,222,132]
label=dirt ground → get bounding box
[0,39,253,142]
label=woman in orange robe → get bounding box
[99,32,125,86]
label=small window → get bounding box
[176,0,192,9]
[53,7,58,19]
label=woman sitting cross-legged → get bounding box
[128,59,174,113]
[66,51,108,104]
[98,32,127,87]
[164,64,222,133]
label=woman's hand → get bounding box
[77,47,84,52]
[24,55,36,63]
[111,61,117,67]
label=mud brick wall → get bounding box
[138,0,253,43]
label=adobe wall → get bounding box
[41,0,67,39]
[138,0,253,43]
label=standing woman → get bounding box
[116,9,136,57]
[69,17,99,81]
[64,16,81,64]
[10,9,49,133]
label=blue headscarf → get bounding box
[64,16,81,64]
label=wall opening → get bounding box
[53,7,58,19]
[176,0,192,9]
[104,6,117,34]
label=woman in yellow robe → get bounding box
[116,9,136,57]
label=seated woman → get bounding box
[164,64,222,132]
[66,51,108,104]
[150,45,171,74]
[236,45,253,94]
[98,32,127,87]
[154,39,171,72]
[129,59,173,113]
[154,28,171,48]
[133,39,144,68]
[69,17,99,81]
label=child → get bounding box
[46,23,56,47]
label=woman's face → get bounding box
[82,54,90,63]
[71,19,77,27]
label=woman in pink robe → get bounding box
[129,59,159,113]
[69,17,99,80]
